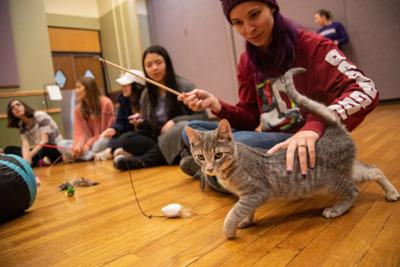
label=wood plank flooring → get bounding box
[1,102,399,266]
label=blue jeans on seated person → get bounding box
[57,137,110,161]
[181,120,292,149]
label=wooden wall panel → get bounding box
[48,27,101,53]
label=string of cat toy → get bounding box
[42,58,190,219]
[99,57,182,219]
[36,113,164,219]
[97,57,181,97]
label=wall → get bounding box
[45,0,150,93]
[98,0,148,93]
[0,0,150,149]
[0,0,19,88]
[45,0,100,29]
[279,0,400,100]
[44,0,99,18]
[0,0,60,148]
[147,0,238,104]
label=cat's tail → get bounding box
[283,68,338,126]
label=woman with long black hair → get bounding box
[114,45,207,170]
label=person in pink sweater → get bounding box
[63,77,114,161]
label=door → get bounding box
[52,53,107,139]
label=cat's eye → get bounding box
[197,154,205,161]
[214,152,223,160]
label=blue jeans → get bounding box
[181,120,292,149]
[57,137,110,161]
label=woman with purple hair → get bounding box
[178,0,379,192]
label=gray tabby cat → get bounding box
[185,68,399,239]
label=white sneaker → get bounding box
[113,148,130,158]
[94,148,113,161]
[62,153,74,163]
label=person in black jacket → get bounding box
[113,45,208,170]
[95,70,146,161]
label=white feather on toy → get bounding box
[161,203,192,218]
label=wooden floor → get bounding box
[1,102,400,267]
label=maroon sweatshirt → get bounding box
[216,31,378,136]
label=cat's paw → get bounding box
[322,207,341,218]
[238,220,253,229]
[385,190,400,202]
[223,225,237,239]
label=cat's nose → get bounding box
[206,168,213,173]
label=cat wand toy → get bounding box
[97,57,181,97]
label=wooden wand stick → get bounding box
[97,57,181,96]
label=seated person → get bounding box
[178,0,378,193]
[5,100,63,167]
[113,45,207,170]
[59,77,115,161]
[95,69,146,160]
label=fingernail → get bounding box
[287,170,293,175]
[302,174,307,178]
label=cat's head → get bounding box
[185,119,236,176]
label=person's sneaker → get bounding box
[36,176,41,186]
[38,156,51,167]
[113,148,130,158]
[94,148,112,161]
[62,153,74,163]
[179,156,201,177]
[113,154,145,171]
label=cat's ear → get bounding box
[185,126,201,144]
[216,119,232,141]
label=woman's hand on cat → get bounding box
[178,89,222,113]
[267,130,320,176]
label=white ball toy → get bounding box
[161,203,182,217]
[161,203,191,218]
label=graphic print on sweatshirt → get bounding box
[257,77,303,132]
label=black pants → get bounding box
[112,132,156,156]
[4,145,62,167]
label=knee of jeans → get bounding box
[56,139,72,153]
[187,120,218,130]
[181,129,190,146]
[80,151,94,161]
[232,134,251,144]
[92,138,110,153]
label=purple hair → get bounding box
[246,11,299,74]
